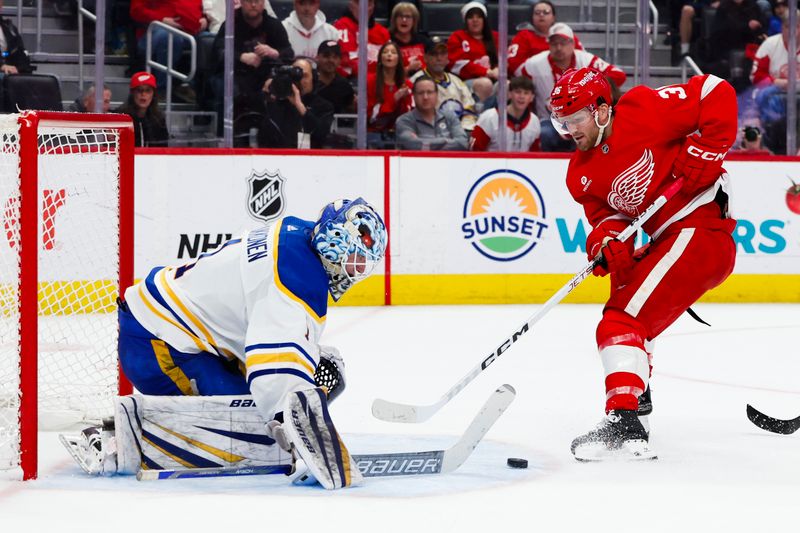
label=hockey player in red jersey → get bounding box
[549,68,738,461]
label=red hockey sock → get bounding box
[604,372,645,412]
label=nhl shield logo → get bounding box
[247,170,286,222]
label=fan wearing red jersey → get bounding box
[549,68,738,461]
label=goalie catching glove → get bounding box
[671,134,728,192]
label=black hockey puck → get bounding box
[507,457,528,469]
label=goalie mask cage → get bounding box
[0,112,134,480]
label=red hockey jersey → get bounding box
[565,75,738,240]
[507,28,583,78]
[447,29,499,80]
[334,15,390,78]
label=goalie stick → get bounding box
[746,404,800,435]
[137,384,516,481]
[372,178,685,423]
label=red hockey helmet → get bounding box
[549,68,612,118]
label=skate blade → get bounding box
[573,440,658,462]
[58,434,97,475]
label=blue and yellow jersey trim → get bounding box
[245,341,317,387]
[272,217,329,324]
[137,266,225,357]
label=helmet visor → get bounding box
[550,107,594,136]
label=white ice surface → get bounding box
[2,303,799,532]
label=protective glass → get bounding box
[550,107,594,136]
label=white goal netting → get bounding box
[0,113,126,475]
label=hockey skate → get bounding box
[571,409,657,462]
[637,387,652,435]
[59,419,117,475]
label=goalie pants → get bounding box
[597,217,736,412]
[118,304,250,396]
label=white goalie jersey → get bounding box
[124,216,329,422]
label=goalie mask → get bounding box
[312,198,387,301]
[549,67,612,147]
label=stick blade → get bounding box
[371,398,438,423]
[746,404,800,435]
[441,384,516,473]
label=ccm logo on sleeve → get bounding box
[687,146,726,161]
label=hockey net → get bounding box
[0,112,134,480]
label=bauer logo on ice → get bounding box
[461,169,548,261]
[247,169,286,223]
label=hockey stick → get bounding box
[372,178,685,423]
[137,384,515,481]
[746,404,800,435]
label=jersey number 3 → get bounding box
[657,86,687,99]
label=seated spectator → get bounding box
[447,1,499,106]
[709,0,766,68]
[750,11,800,153]
[204,0,277,34]
[367,41,413,148]
[115,71,169,147]
[0,0,33,75]
[258,57,334,149]
[68,84,112,113]
[768,0,788,35]
[334,0,390,79]
[396,76,468,151]
[471,76,540,152]
[411,37,478,131]
[736,125,773,153]
[389,2,430,78]
[211,0,293,130]
[282,0,339,59]
[508,1,582,76]
[517,23,626,151]
[670,0,719,63]
[316,40,355,114]
[130,0,206,100]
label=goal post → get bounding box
[0,111,134,480]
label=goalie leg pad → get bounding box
[65,394,292,475]
[133,394,292,472]
[282,387,363,490]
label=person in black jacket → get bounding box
[212,0,294,122]
[115,71,169,147]
[258,57,333,149]
[0,0,33,75]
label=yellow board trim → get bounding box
[138,284,207,352]
[246,352,315,377]
[271,218,326,324]
[1,272,795,320]
[151,339,196,396]
[388,273,800,305]
[158,268,220,351]
[151,422,246,464]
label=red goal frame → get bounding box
[15,111,134,480]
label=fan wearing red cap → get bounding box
[551,67,739,462]
[115,71,169,147]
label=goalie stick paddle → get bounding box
[746,404,800,435]
[137,384,516,482]
[372,178,685,423]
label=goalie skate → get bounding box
[571,410,657,462]
[59,424,117,475]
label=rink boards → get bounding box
[130,151,799,305]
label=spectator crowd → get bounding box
[2,0,799,153]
